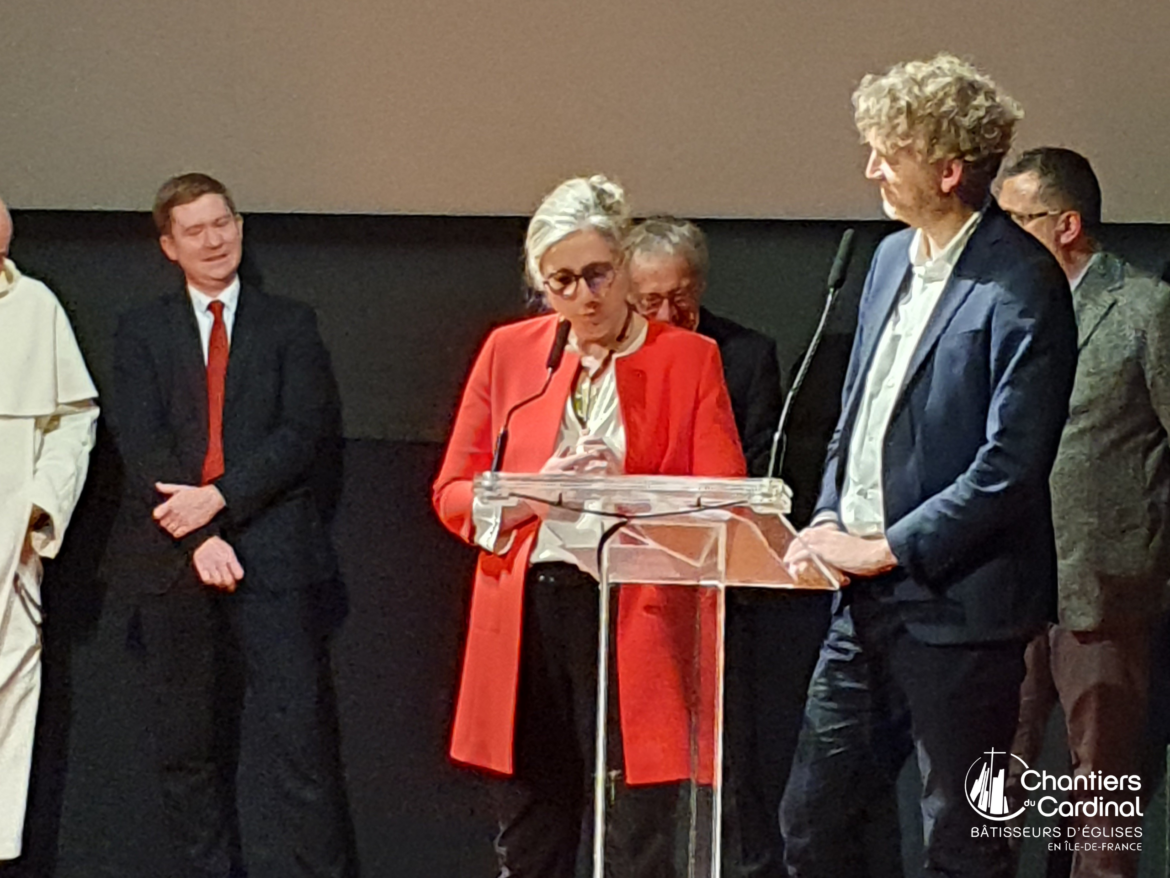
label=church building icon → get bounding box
[965,748,1028,821]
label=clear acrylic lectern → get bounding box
[474,473,839,878]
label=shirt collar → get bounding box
[187,276,241,315]
[909,210,983,284]
[1070,251,1102,292]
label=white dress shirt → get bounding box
[837,212,983,537]
[187,278,241,365]
[472,317,649,576]
[1069,251,1101,293]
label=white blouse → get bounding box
[472,316,648,578]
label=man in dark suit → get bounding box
[999,148,1170,878]
[629,218,790,878]
[105,173,351,878]
[628,217,784,477]
[779,55,1078,878]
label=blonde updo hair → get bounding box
[524,175,632,290]
[853,53,1023,208]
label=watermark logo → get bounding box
[965,749,1145,822]
[966,749,1028,821]
[966,750,1144,849]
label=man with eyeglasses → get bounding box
[629,217,793,878]
[999,147,1170,878]
[628,218,784,477]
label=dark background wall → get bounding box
[11,211,1170,877]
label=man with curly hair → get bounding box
[779,54,1078,877]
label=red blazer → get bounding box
[433,313,746,784]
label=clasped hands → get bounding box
[541,437,622,477]
[783,522,899,587]
[499,438,622,532]
[153,482,242,591]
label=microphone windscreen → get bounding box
[546,320,572,371]
[827,228,857,292]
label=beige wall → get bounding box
[3,0,1168,219]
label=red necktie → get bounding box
[201,300,229,484]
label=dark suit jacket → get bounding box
[104,283,338,594]
[815,203,1078,643]
[697,307,784,477]
[1049,252,1170,630]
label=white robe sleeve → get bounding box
[28,400,98,559]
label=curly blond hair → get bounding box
[853,53,1023,206]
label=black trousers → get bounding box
[492,563,689,878]
[722,591,827,878]
[779,590,1026,878]
[136,580,352,878]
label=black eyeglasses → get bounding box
[1005,208,1062,226]
[633,288,697,316]
[542,262,616,299]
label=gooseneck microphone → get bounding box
[490,320,572,473]
[765,228,856,482]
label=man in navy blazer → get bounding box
[779,55,1078,878]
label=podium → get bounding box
[474,473,838,878]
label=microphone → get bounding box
[826,227,856,293]
[490,320,571,473]
[765,228,856,482]
[546,318,571,371]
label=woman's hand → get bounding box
[540,438,622,476]
[500,498,543,531]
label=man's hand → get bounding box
[29,506,52,534]
[19,534,38,569]
[192,536,244,592]
[153,483,226,538]
[784,523,898,581]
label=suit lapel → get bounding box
[616,351,650,473]
[899,274,978,396]
[224,284,257,419]
[506,319,578,470]
[841,247,909,425]
[1073,254,1123,352]
[896,212,1005,404]
[169,290,208,438]
[531,350,578,462]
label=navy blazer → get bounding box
[104,283,340,594]
[815,203,1078,643]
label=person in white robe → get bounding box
[0,199,98,861]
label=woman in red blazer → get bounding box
[433,176,745,877]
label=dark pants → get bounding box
[723,591,828,878]
[137,580,352,878]
[779,592,1026,878]
[492,563,687,878]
